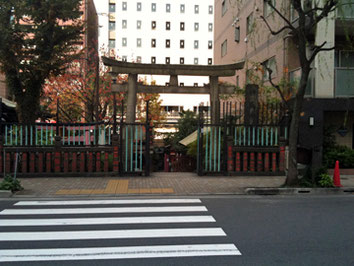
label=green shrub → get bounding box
[318,173,334,188]
[0,175,23,192]
[323,145,354,168]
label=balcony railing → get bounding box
[335,68,354,97]
[337,1,354,19]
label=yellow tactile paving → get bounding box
[116,180,129,194]
[150,188,163,193]
[79,189,94,195]
[162,188,174,193]
[55,179,175,195]
[104,180,119,194]
[127,189,140,194]
[90,189,105,194]
[139,188,151,194]
[65,189,81,195]
[55,189,71,195]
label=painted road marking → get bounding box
[0,244,241,262]
[15,199,202,206]
[0,206,207,215]
[0,215,216,226]
[0,228,226,241]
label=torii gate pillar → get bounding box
[210,76,220,124]
[126,74,137,123]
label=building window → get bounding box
[122,2,127,11]
[137,20,141,29]
[165,57,170,64]
[151,57,156,64]
[246,13,254,35]
[137,56,142,63]
[180,40,184,48]
[262,57,277,81]
[151,39,156,48]
[109,22,115,30]
[108,39,115,48]
[209,5,213,14]
[208,23,213,32]
[109,4,116,13]
[194,23,199,31]
[208,58,212,65]
[122,20,127,29]
[137,38,142,47]
[208,40,213,49]
[166,39,170,48]
[180,57,184,64]
[194,58,199,65]
[180,22,185,31]
[222,0,228,16]
[152,21,156,29]
[194,40,199,49]
[137,2,142,11]
[122,38,127,47]
[221,39,227,57]
[234,26,240,42]
[122,56,127,62]
[166,21,170,30]
[180,4,185,13]
[166,4,170,13]
[195,5,199,14]
[264,0,275,17]
[151,3,156,12]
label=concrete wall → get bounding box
[0,73,7,99]
[214,0,289,87]
[325,111,354,148]
[314,11,335,98]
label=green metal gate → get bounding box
[120,123,150,176]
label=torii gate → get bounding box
[102,57,244,124]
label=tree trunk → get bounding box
[285,67,310,186]
[16,91,40,124]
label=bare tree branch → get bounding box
[265,0,296,31]
[260,16,293,35]
[308,41,335,63]
[263,66,290,111]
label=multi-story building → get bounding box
[102,0,215,113]
[214,0,354,167]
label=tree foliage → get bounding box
[164,110,198,153]
[0,0,83,123]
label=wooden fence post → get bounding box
[54,136,61,173]
[279,137,286,172]
[112,134,119,173]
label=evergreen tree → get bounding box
[0,0,83,123]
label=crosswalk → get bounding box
[0,198,241,262]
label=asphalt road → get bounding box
[0,195,353,266]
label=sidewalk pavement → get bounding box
[6,172,354,197]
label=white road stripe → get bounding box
[0,206,207,215]
[0,228,226,241]
[0,215,216,226]
[15,199,202,206]
[0,244,241,262]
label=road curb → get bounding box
[245,187,354,195]
[0,190,13,198]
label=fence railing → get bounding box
[2,122,118,147]
[232,125,287,147]
[197,122,288,176]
